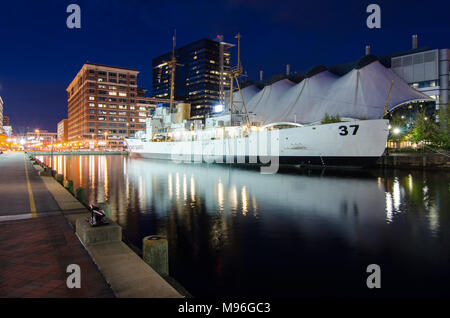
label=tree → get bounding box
[411,110,441,147]
[437,105,450,150]
[321,113,342,124]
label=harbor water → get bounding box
[38,155,450,298]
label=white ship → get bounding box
[125,33,390,168]
[125,114,389,167]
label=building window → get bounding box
[89,96,95,100]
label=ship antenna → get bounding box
[169,29,177,114]
[229,33,250,127]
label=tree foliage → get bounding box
[410,110,441,147]
[321,113,342,124]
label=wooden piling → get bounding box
[143,235,169,277]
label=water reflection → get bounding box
[38,155,450,298]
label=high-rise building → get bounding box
[57,119,68,142]
[152,37,233,120]
[67,63,159,148]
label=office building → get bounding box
[389,41,448,110]
[152,36,233,120]
[67,63,148,148]
[57,119,68,142]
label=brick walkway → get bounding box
[0,215,114,298]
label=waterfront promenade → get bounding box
[0,153,114,297]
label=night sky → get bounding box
[0,0,448,132]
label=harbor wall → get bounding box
[378,153,450,170]
[27,151,127,155]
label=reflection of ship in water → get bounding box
[124,158,387,244]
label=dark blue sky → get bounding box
[0,0,448,132]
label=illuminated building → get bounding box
[26,130,57,147]
[57,119,68,142]
[66,63,169,148]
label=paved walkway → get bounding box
[0,152,60,221]
[0,152,114,297]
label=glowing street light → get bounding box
[393,127,401,135]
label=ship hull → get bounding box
[125,119,389,168]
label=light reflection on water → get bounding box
[39,155,450,298]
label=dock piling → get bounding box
[143,235,169,277]
[75,187,87,205]
[63,180,74,194]
[55,174,64,185]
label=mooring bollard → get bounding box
[96,202,112,218]
[55,174,64,185]
[75,187,87,205]
[64,180,74,194]
[142,235,169,277]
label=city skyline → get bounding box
[0,0,449,131]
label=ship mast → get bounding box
[229,33,250,127]
[169,30,177,114]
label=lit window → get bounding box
[89,96,95,100]
[119,92,127,97]
[109,91,117,96]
